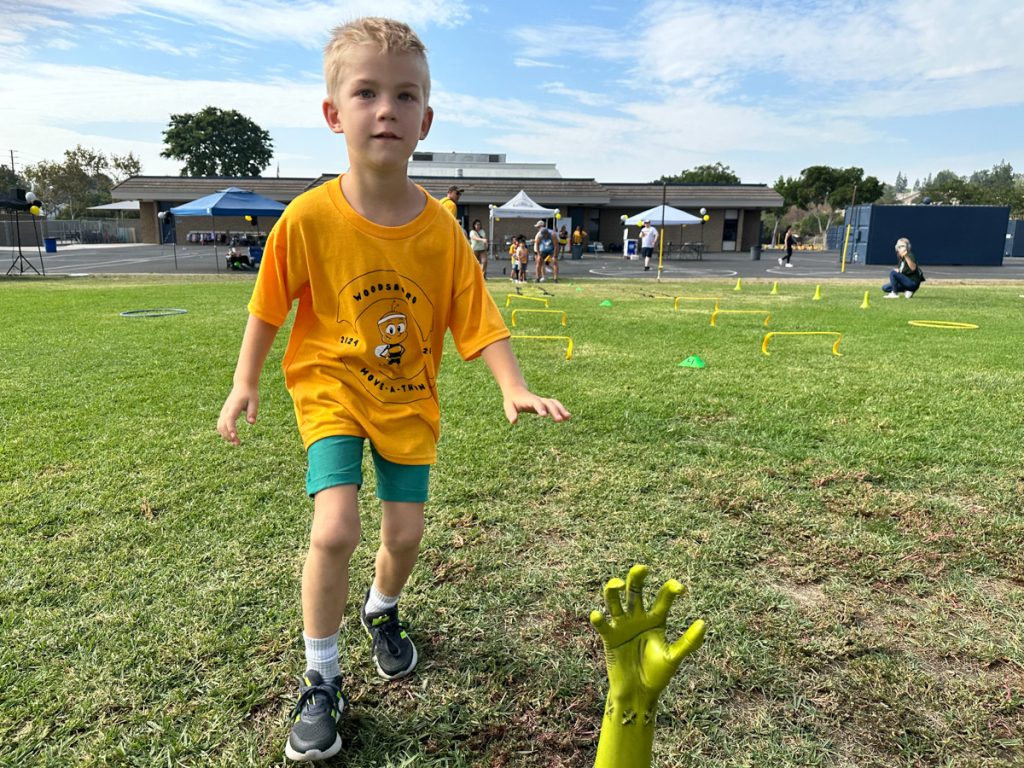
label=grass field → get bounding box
[1,275,1022,767]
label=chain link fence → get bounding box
[0,216,140,247]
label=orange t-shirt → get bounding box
[248,176,510,464]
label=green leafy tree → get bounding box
[22,145,142,219]
[772,165,883,244]
[921,169,971,205]
[162,107,274,177]
[894,171,908,194]
[658,162,741,184]
[1,164,24,195]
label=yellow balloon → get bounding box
[703,214,710,222]
[244,215,252,222]
[29,205,41,216]
[555,212,561,219]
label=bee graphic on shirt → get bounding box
[374,302,408,366]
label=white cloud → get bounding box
[514,58,563,69]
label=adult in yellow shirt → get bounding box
[440,185,462,218]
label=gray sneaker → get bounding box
[284,670,345,762]
[360,592,418,680]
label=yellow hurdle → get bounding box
[907,320,979,329]
[673,296,720,311]
[761,331,843,356]
[711,309,771,327]
[505,294,549,308]
[510,334,574,360]
[510,308,568,327]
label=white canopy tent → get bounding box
[488,190,559,259]
[624,203,703,279]
[86,200,141,212]
[624,204,701,226]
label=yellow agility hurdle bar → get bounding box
[761,331,843,356]
[673,296,720,311]
[505,294,549,308]
[711,309,771,327]
[510,334,574,360]
[510,308,568,327]
[907,320,979,329]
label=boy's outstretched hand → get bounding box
[590,564,705,717]
[217,386,259,446]
[502,390,571,424]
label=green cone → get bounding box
[678,355,706,369]
[600,299,613,307]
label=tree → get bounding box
[921,169,971,205]
[22,145,142,219]
[162,107,274,177]
[894,171,908,194]
[772,165,883,245]
[657,162,741,184]
[1,164,24,194]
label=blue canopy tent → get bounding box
[168,187,286,271]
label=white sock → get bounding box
[303,631,340,680]
[364,582,399,615]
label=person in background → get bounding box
[779,225,796,267]
[639,219,658,272]
[533,220,558,282]
[469,219,488,277]
[440,185,462,218]
[882,237,925,298]
[571,225,584,260]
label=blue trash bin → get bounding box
[44,238,57,253]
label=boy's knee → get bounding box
[310,523,360,557]
[381,520,424,553]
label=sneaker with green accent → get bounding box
[284,670,345,762]
[359,592,418,680]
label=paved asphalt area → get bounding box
[5,243,1024,283]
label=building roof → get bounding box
[307,174,612,205]
[112,176,312,203]
[604,183,784,209]
[114,175,783,210]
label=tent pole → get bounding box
[213,214,219,272]
[488,211,494,274]
[657,183,666,282]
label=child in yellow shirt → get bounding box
[216,17,569,762]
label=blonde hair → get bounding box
[324,17,430,102]
[895,237,912,252]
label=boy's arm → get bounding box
[478,338,570,424]
[217,314,281,445]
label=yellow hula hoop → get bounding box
[907,320,979,330]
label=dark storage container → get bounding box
[845,204,1008,266]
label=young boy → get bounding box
[216,17,569,762]
[516,236,530,283]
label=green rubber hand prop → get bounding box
[590,564,706,768]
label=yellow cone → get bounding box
[734,277,742,291]
[860,290,870,309]
[770,281,779,295]
[812,284,822,301]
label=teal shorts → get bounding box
[306,435,430,502]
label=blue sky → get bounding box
[2,0,1023,188]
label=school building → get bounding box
[112,152,783,254]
